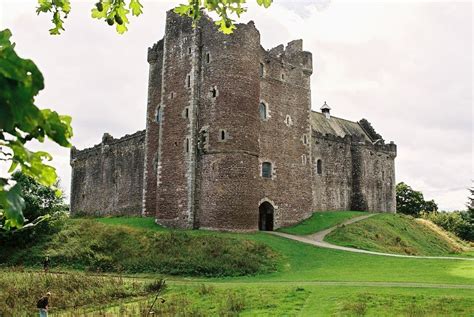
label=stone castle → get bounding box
[70,12,397,231]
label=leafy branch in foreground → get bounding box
[0,29,73,230]
[35,0,272,35]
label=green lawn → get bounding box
[278,211,368,235]
[93,216,474,285]
[3,215,473,315]
[325,213,471,256]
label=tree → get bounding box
[36,0,273,35]
[396,182,437,217]
[0,29,73,230]
[12,172,66,222]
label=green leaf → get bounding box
[129,0,143,16]
[0,184,26,229]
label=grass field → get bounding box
[277,211,368,235]
[325,213,472,256]
[2,213,473,316]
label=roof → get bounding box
[310,111,372,142]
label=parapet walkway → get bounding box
[269,214,474,261]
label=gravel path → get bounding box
[270,214,474,261]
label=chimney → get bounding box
[321,101,331,119]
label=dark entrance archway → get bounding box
[258,202,274,231]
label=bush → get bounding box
[421,211,473,242]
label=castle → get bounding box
[70,12,397,231]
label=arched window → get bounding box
[259,102,267,120]
[262,162,272,178]
[317,159,322,175]
[259,63,264,77]
[156,107,161,123]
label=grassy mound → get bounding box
[278,211,368,235]
[325,213,470,256]
[2,220,278,277]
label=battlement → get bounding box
[264,39,313,75]
[71,130,146,162]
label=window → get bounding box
[259,102,267,120]
[281,73,285,81]
[259,63,264,77]
[211,87,217,98]
[219,129,226,141]
[317,159,322,175]
[285,115,292,126]
[156,107,161,123]
[206,52,210,63]
[302,155,307,165]
[185,108,189,119]
[170,92,175,99]
[186,74,191,88]
[303,135,308,145]
[188,47,192,54]
[185,138,190,153]
[262,162,272,178]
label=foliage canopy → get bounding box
[0,29,72,230]
[36,0,273,35]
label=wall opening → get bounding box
[259,102,267,120]
[206,52,210,63]
[317,159,322,175]
[262,162,272,178]
[259,202,274,231]
[156,107,161,123]
[186,74,191,88]
[259,63,264,77]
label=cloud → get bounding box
[1,0,472,210]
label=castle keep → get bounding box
[70,12,397,231]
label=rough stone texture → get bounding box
[70,12,397,229]
[70,131,145,216]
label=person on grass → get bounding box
[37,292,51,317]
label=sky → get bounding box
[0,0,472,210]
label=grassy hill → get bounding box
[278,211,368,235]
[325,213,472,256]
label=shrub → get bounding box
[421,211,473,242]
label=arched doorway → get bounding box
[259,202,274,231]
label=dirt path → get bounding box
[270,214,474,261]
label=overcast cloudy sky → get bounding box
[1,0,472,210]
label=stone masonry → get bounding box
[70,12,397,230]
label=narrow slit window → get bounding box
[185,108,189,118]
[303,135,308,145]
[185,138,190,153]
[262,162,272,178]
[259,102,267,120]
[187,74,191,88]
[156,107,161,123]
[211,87,217,98]
[259,63,264,77]
[220,130,226,141]
[206,52,210,63]
[188,47,192,54]
[317,159,322,175]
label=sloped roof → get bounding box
[310,111,372,142]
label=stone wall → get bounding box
[312,133,353,211]
[70,130,145,216]
[194,17,262,231]
[258,40,314,228]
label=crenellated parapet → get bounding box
[70,130,146,163]
[147,39,164,64]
